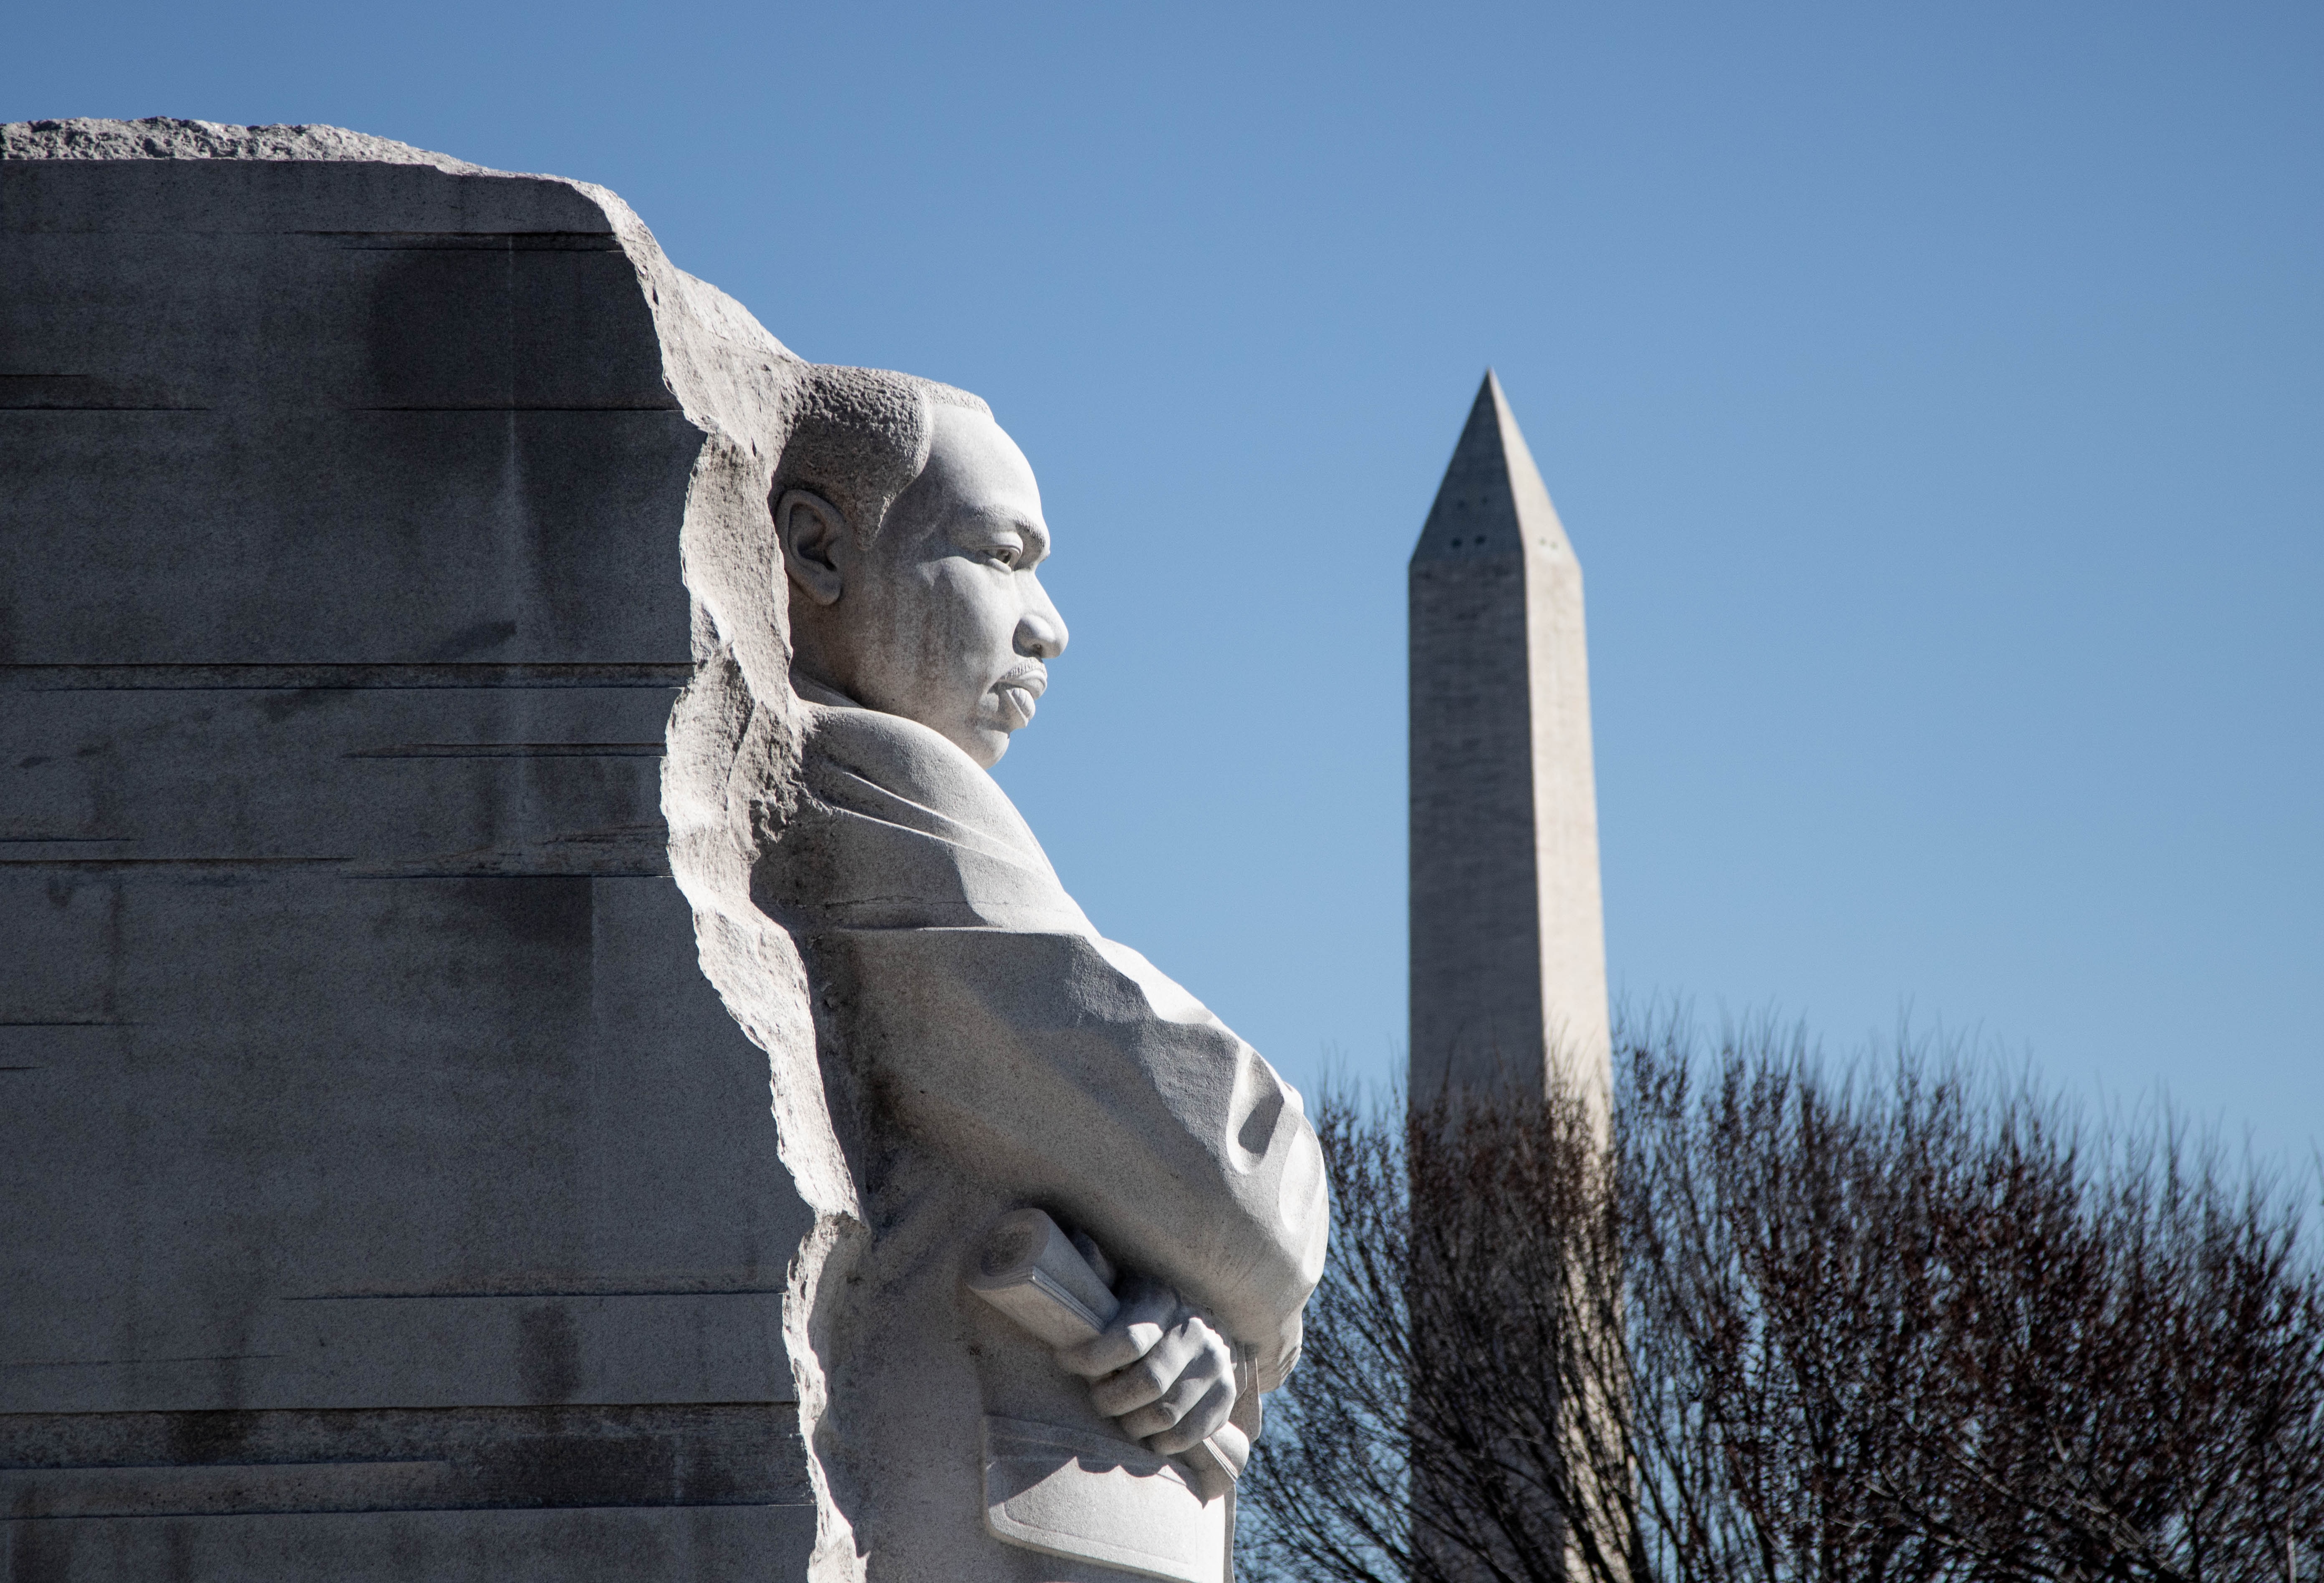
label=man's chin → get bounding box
[954,720,1013,770]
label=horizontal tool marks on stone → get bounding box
[0,1403,811,1520]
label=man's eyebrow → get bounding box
[952,505,1049,556]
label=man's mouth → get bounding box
[994,664,1047,729]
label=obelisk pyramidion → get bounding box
[1409,370,1610,1104]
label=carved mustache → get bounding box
[997,662,1049,699]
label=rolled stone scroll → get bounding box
[969,1208,1250,1500]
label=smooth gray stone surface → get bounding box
[0,1505,814,1583]
[2,120,814,1578]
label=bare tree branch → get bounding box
[1239,1025,2324,1583]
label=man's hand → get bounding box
[1056,1276,1238,1455]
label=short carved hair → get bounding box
[772,364,992,545]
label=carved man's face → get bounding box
[780,405,1069,768]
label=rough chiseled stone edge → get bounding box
[0,115,494,170]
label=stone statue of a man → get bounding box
[678,364,1327,1582]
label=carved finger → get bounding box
[1118,1364,1224,1440]
[1136,1319,1235,1443]
[1088,1339,1191,1416]
[1088,1314,1206,1416]
[1055,1282,1173,1379]
[1144,1376,1238,1454]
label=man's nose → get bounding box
[1016,579,1068,660]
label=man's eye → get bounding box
[984,544,1021,568]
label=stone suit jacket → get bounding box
[753,697,1327,1583]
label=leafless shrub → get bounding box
[1238,1025,2324,1583]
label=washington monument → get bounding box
[1409,370,1610,1104]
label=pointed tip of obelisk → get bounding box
[1412,367,1570,565]
[1478,366,1515,424]
[1463,368,1504,444]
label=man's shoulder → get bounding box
[802,702,1011,820]
[780,701,1089,933]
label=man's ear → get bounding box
[777,488,849,607]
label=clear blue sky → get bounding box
[13,3,2319,1160]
